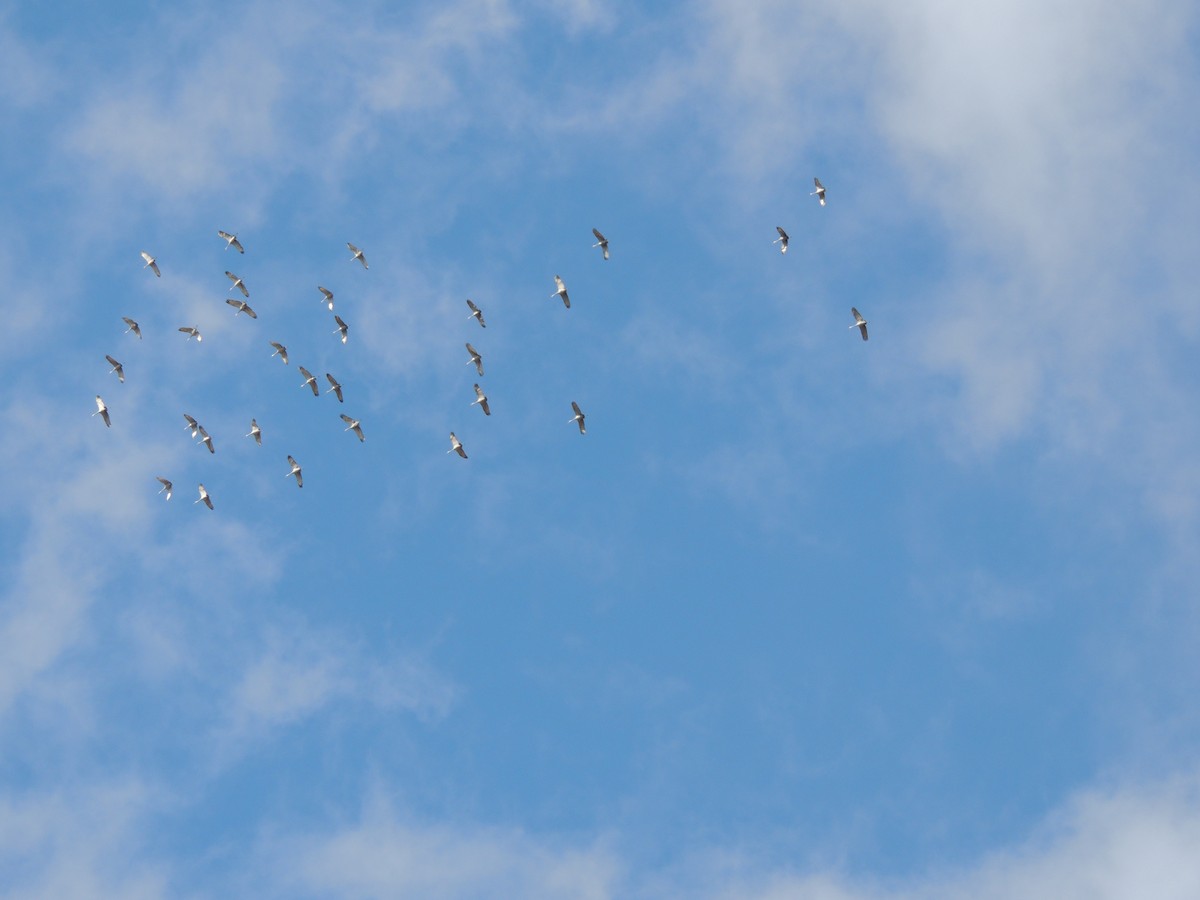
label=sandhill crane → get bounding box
[592,228,609,260]
[298,366,319,396]
[286,455,303,487]
[183,413,200,438]
[774,226,789,254]
[225,298,257,318]
[246,419,262,445]
[217,231,244,253]
[105,354,125,383]
[197,425,214,454]
[196,483,213,509]
[471,383,490,416]
[156,476,173,500]
[325,373,343,402]
[141,251,160,277]
[552,275,570,309]
[465,342,483,376]
[347,242,368,269]
[333,315,348,344]
[466,299,486,328]
[225,271,249,298]
[811,177,826,206]
[269,341,289,364]
[122,317,142,339]
[448,432,467,458]
[318,286,334,310]
[850,307,868,341]
[569,401,586,434]
[340,414,365,442]
[178,326,202,342]
[94,395,110,427]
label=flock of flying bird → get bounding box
[94,177,848,510]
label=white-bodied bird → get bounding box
[850,307,868,341]
[465,342,483,376]
[333,315,348,344]
[774,226,789,254]
[466,299,486,328]
[178,326,202,342]
[198,425,214,454]
[448,432,467,459]
[471,383,490,416]
[225,271,249,298]
[269,341,288,364]
[325,373,343,402]
[105,354,125,383]
[156,476,173,500]
[340,413,365,442]
[183,413,200,438]
[298,366,318,396]
[347,242,368,269]
[246,419,262,445]
[552,274,570,309]
[94,395,111,427]
[141,251,160,277]
[317,286,334,310]
[225,298,257,318]
[122,316,142,339]
[196,483,213,509]
[217,230,244,253]
[811,177,826,206]
[592,228,609,260]
[569,401,586,434]
[286,455,303,487]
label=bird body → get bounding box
[333,315,348,344]
[247,419,262,445]
[812,177,826,206]
[287,455,303,487]
[94,395,111,427]
[471,383,490,416]
[448,432,467,458]
[269,341,288,364]
[122,317,142,339]
[156,476,173,500]
[318,286,334,310]
[569,401,586,434]
[299,366,318,396]
[226,298,257,318]
[466,299,486,328]
[465,343,483,376]
[850,307,868,341]
[325,373,343,402]
[196,484,213,509]
[592,228,609,260]
[340,414,365,442]
[183,413,200,438]
[774,226,789,254]
[179,326,202,342]
[347,242,368,269]
[552,275,570,308]
[105,354,125,383]
[141,251,160,277]
[198,425,214,454]
[225,271,249,297]
[218,231,244,253]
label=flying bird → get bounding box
[325,373,343,402]
[298,366,319,396]
[196,483,213,509]
[465,342,483,376]
[141,251,160,277]
[333,315,348,344]
[471,383,491,416]
[178,326,202,342]
[183,413,200,438]
[774,226,790,254]
[122,316,142,339]
[850,307,868,341]
[197,425,214,454]
[286,455,303,488]
[94,395,111,427]
[347,242,368,269]
[225,271,249,298]
[569,401,586,434]
[448,432,467,459]
[156,476,173,500]
[466,299,486,328]
[105,354,125,383]
[811,177,826,206]
[340,414,365,442]
[592,228,609,260]
[246,419,262,445]
[317,286,334,310]
[269,341,288,364]
[552,275,570,309]
[217,230,244,253]
[225,298,257,318]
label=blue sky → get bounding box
[3,0,1200,896]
